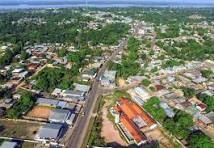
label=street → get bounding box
[65,39,127,148]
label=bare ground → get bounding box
[101,100,128,147]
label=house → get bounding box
[36,98,59,107]
[100,70,116,87]
[194,112,212,126]
[73,83,90,94]
[49,109,71,123]
[205,111,214,124]
[134,87,150,101]
[160,102,175,118]
[81,68,97,81]
[0,141,18,148]
[62,90,85,101]
[127,76,144,84]
[196,103,207,112]
[36,123,64,143]
[51,88,62,97]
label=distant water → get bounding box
[0,3,214,10]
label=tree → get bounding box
[201,69,213,79]
[20,50,30,60]
[141,79,151,87]
[182,87,196,99]
[188,131,214,148]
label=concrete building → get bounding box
[111,98,157,146]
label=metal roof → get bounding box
[38,123,63,140]
[37,98,59,106]
[49,109,71,123]
[0,141,17,148]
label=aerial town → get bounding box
[0,4,214,148]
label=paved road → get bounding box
[65,39,127,148]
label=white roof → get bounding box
[74,83,90,92]
[0,141,17,148]
[12,68,24,73]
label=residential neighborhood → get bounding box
[0,3,214,148]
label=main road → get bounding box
[65,39,127,148]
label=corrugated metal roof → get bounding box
[38,123,63,140]
[49,109,71,123]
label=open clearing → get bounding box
[101,99,128,147]
[145,127,181,148]
[27,105,53,119]
[0,120,42,139]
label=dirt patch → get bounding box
[0,120,41,139]
[145,127,178,148]
[117,77,127,87]
[101,101,128,147]
[27,105,53,119]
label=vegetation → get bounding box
[187,131,214,148]
[201,69,213,79]
[163,110,194,140]
[182,87,196,99]
[143,97,166,123]
[141,79,151,87]
[33,67,74,92]
[157,39,214,61]
[115,37,141,78]
[87,23,130,46]
[162,59,184,68]
[197,93,214,112]
[6,91,35,118]
[88,96,106,147]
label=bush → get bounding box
[141,79,151,87]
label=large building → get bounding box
[111,98,157,146]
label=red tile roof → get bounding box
[120,114,147,143]
[118,98,156,127]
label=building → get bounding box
[81,68,97,81]
[111,98,157,146]
[36,123,64,143]
[134,87,150,101]
[36,98,59,107]
[160,102,175,118]
[49,109,71,123]
[62,90,85,101]
[196,103,207,112]
[51,88,62,97]
[73,83,90,94]
[0,141,18,148]
[100,70,116,87]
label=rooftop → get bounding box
[49,109,71,123]
[37,123,63,140]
